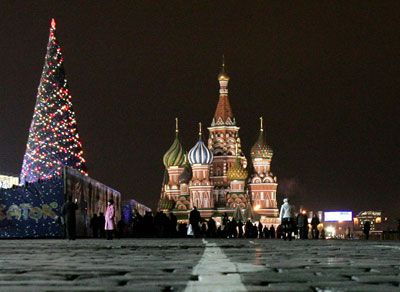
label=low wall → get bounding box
[0,178,64,238]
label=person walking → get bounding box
[311,214,320,239]
[258,222,263,239]
[189,206,201,238]
[105,199,115,240]
[279,198,295,241]
[62,196,78,240]
[363,221,371,240]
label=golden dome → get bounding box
[218,55,230,81]
[227,157,248,181]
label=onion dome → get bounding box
[163,118,186,168]
[188,123,213,165]
[158,196,175,211]
[251,117,273,160]
[178,154,192,184]
[218,56,230,81]
[227,156,248,181]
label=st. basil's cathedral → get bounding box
[158,61,280,225]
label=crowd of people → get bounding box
[62,197,391,240]
[79,203,325,240]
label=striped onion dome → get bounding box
[188,123,213,165]
[251,117,273,160]
[163,119,185,168]
[227,157,248,181]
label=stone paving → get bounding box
[0,238,399,291]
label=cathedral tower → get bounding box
[188,123,214,215]
[249,117,279,221]
[208,58,246,207]
[162,118,186,202]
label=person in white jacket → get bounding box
[279,198,295,241]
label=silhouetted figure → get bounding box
[98,213,106,238]
[270,225,276,239]
[311,214,320,239]
[276,224,282,239]
[244,220,251,238]
[132,210,143,237]
[62,196,78,240]
[297,212,309,239]
[178,223,187,238]
[90,214,99,238]
[222,213,229,238]
[207,218,217,238]
[117,219,126,238]
[201,222,207,237]
[231,218,238,238]
[252,224,258,238]
[143,211,154,237]
[154,211,164,237]
[238,220,244,238]
[363,221,371,240]
[189,207,201,238]
[263,226,270,239]
[169,212,178,237]
[258,222,263,238]
[279,198,295,241]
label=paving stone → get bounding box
[0,238,400,291]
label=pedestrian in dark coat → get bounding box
[90,214,99,238]
[237,220,244,238]
[189,207,201,237]
[363,221,371,240]
[207,218,217,238]
[98,213,106,238]
[62,196,78,240]
[258,222,263,238]
[311,214,320,239]
[269,225,276,239]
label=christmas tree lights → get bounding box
[20,19,87,184]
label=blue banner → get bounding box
[0,178,64,238]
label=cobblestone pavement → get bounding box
[0,239,399,291]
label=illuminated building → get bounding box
[158,60,279,224]
[0,174,19,189]
[355,210,383,231]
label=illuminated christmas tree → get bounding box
[20,19,87,184]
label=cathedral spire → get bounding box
[198,122,202,138]
[175,117,179,135]
[213,56,234,126]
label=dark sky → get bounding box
[0,2,399,217]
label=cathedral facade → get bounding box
[158,63,280,225]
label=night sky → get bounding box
[0,2,398,217]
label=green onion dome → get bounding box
[227,157,248,181]
[158,197,175,211]
[163,119,186,168]
[178,154,192,184]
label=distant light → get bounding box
[326,226,336,236]
[254,204,261,211]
